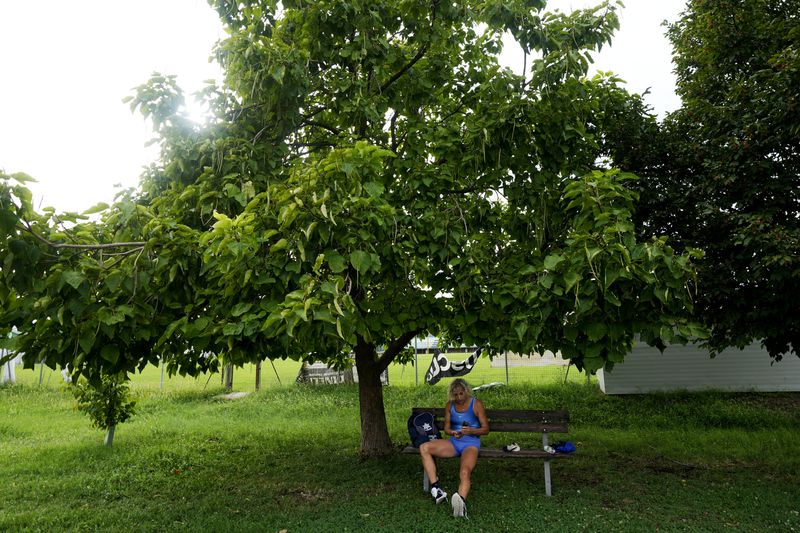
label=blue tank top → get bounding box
[450,397,480,433]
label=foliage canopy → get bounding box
[1,0,704,455]
[614,0,800,360]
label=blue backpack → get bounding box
[407,411,442,447]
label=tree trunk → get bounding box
[354,341,393,458]
[224,363,233,390]
[104,425,116,447]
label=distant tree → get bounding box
[1,0,704,457]
[0,172,187,443]
[72,372,136,446]
[612,0,800,359]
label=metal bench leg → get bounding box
[542,431,552,496]
[422,456,436,493]
[544,460,552,496]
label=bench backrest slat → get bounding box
[410,407,569,433]
[490,422,569,433]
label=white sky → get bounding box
[0,0,686,213]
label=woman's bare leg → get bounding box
[457,446,479,499]
[420,440,457,484]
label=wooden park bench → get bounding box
[402,407,571,496]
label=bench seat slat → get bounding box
[402,446,570,459]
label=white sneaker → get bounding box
[451,493,467,518]
[430,486,447,504]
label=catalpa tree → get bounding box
[1,0,703,456]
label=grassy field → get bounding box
[1,379,799,532]
[10,353,593,391]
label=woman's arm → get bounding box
[443,400,457,436]
[462,398,490,436]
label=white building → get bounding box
[598,341,800,394]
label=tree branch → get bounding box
[380,44,430,93]
[301,106,328,121]
[442,185,482,195]
[390,110,399,152]
[377,329,423,372]
[18,223,145,250]
[301,120,342,135]
[379,0,438,93]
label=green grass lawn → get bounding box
[1,380,798,532]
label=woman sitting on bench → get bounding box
[419,378,489,518]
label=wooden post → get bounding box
[414,337,419,386]
[270,360,282,385]
[1,348,14,385]
[255,361,262,391]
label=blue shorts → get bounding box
[449,435,481,456]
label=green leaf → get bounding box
[564,271,581,292]
[514,322,528,341]
[61,271,86,290]
[654,287,669,303]
[585,247,601,262]
[104,271,124,292]
[0,209,17,232]
[160,317,187,345]
[100,345,120,364]
[78,335,94,354]
[303,222,318,240]
[604,267,621,289]
[585,322,607,341]
[313,308,333,322]
[231,303,252,317]
[364,182,384,198]
[185,317,211,337]
[270,238,289,252]
[326,252,347,273]
[544,254,565,270]
[81,202,109,215]
[223,322,244,336]
[605,291,621,306]
[271,65,285,84]
[212,218,232,232]
[11,172,36,183]
[98,308,126,326]
[584,342,604,359]
[350,250,371,274]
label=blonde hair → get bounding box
[448,378,473,401]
